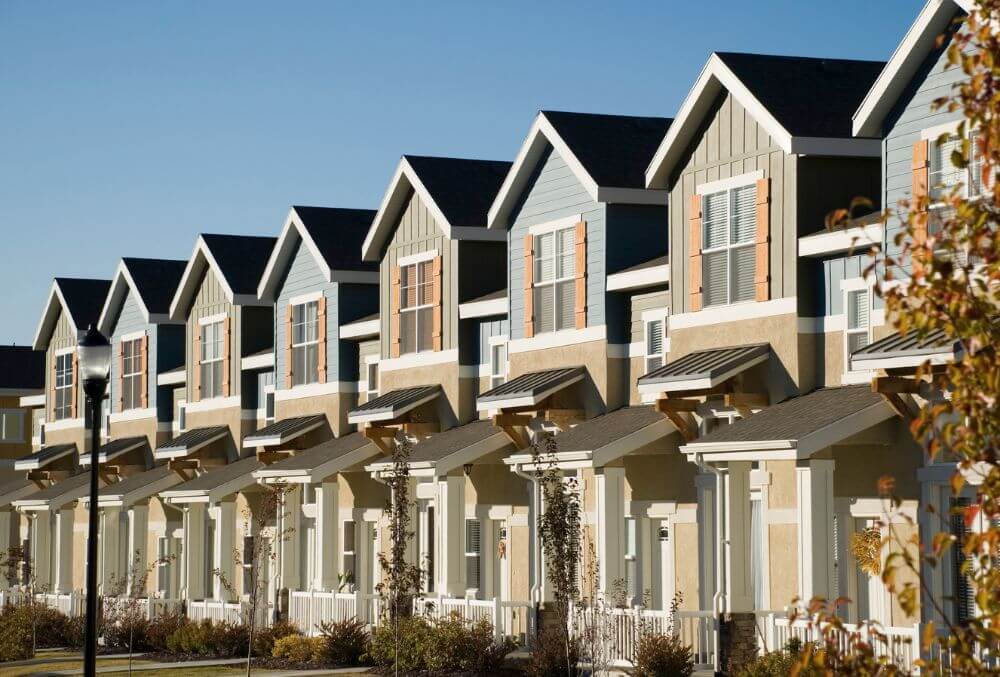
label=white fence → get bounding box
[187,598,272,628]
[768,614,920,672]
[288,590,382,635]
[412,596,536,647]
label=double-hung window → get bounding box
[702,183,757,307]
[366,362,379,400]
[533,227,576,333]
[644,317,666,373]
[845,287,871,356]
[54,352,74,420]
[400,261,434,354]
[121,337,144,410]
[0,410,24,443]
[465,519,482,594]
[291,301,320,386]
[930,129,986,203]
[490,342,507,388]
[624,517,638,604]
[200,321,225,399]
[342,520,357,589]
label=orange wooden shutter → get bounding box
[432,256,443,351]
[754,178,771,302]
[523,234,534,339]
[574,222,587,329]
[390,265,401,358]
[912,141,929,275]
[117,341,124,413]
[316,296,327,384]
[70,351,78,418]
[688,194,703,312]
[222,316,231,397]
[193,331,201,402]
[139,335,148,408]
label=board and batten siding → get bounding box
[507,145,605,340]
[274,239,339,387]
[185,266,240,401]
[46,308,83,421]
[629,291,670,344]
[109,290,157,413]
[378,189,459,359]
[669,91,797,313]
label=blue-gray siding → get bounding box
[475,317,509,366]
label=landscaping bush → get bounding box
[425,614,515,674]
[632,633,694,677]
[0,606,35,661]
[366,615,433,672]
[143,609,188,652]
[251,619,299,656]
[317,617,369,666]
[166,619,218,655]
[29,605,74,649]
[272,634,325,663]
[101,614,150,653]
[528,627,580,677]
[734,639,818,677]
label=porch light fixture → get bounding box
[78,324,111,677]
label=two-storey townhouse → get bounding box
[477,111,691,613]
[638,51,936,644]
[15,277,111,593]
[155,233,276,609]
[248,206,386,619]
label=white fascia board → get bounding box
[20,394,45,408]
[163,493,210,505]
[646,54,793,189]
[157,370,186,387]
[591,417,676,468]
[241,352,274,371]
[798,223,884,257]
[606,264,670,292]
[258,211,306,301]
[98,262,149,336]
[433,432,512,475]
[339,319,380,339]
[458,297,508,319]
[682,439,797,456]
[33,282,75,351]
[475,372,584,412]
[851,350,954,372]
[14,446,76,471]
[169,236,239,320]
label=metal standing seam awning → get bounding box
[637,344,770,395]
[13,443,77,472]
[153,426,229,460]
[347,385,441,424]
[476,367,585,411]
[243,415,326,448]
[850,328,958,372]
[79,436,147,466]
[253,432,381,484]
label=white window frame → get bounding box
[532,225,577,334]
[342,520,356,591]
[264,388,275,425]
[291,300,320,387]
[488,336,508,388]
[53,351,74,421]
[121,336,144,411]
[464,518,482,597]
[399,260,435,355]
[923,122,986,204]
[642,310,668,373]
[0,409,25,444]
[176,399,187,433]
[842,277,874,376]
[200,320,225,400]
[366,360,379,400]
[698,178,758,308]
[624,516,639,606]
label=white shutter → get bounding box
[730,184,757,243]
[951,498,976,624]
[702,191,728,249]
[730,246,757,303]
[646,320,663,355]
[703,251,728,307]
[847,290,869,330]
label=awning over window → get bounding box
[243,415,326,448]
[79,436,146,466]
[637,344,769,394]
[476,367,584,411]
[850,328,957,372]
[347,385,441,424]
[153,426,228,460]
[14,443,76,472]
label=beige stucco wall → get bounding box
[467,463,528,508]
[766,460,796,510]
[339,471,387,511]
[508,339,623,418]
[769,523,799,610]
[378,361,476,429]
[674,522,700,610]
[185,405,247,466]
[275,392,356,439]
[0,395,35,460]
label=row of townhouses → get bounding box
[0,0,982,668]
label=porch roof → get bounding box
[154,426,229,460]
[850,328,957,372]
[0,478,39,509]
[681,385,892,459]
[557,406,675,465]
[92,465,181,507]
[637,344,769,394]
[253,432,381,483]
[160,455,262,503]
[476,367,584,411]
[14,443,76,472]
[242,415,326,449]
[367,420,511,475]
[79,436,147,466]
[13,471,93,511]
[347,385,441,424]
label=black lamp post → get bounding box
[78,324,111,677]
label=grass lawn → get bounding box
[99,668,246,677]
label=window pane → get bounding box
[557,228,576,279]
[848,331,870,354]
[213,361,224,398]
[305,344,319,381]
[703,250,728,307]
[930,135,963,200]
[702,191,728,249]
[400,310,416,354]
[730,245,756,303]
[847,290,869,331]
[535,286,554,334]
[535,233,554,282]
[731,184,757,243]
[646,320,663,355]
[418,307,434,351]
[556,279,575,331]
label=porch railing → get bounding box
[768,615,920,672]
[187,598,272,628]
[412,596,536,647]
[288,590,382,635]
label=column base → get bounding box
[717,611,758,676]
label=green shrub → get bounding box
[317,618,369,666]
[425,614,515,674]
[366,615,433,672]
[0,606,36,661]
[528,627,580,677]
[144,610,188,652]
[30,606,74,649]
[167,619,217,655]
[62,614,86,650]
[251,619,299,656]
[633,633,694,677]
[272,634,325,662]
[735,639,819,677]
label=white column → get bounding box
[722,461,752,612]
[436,474,465,596]
[596,466,625,596]
[480,513,496,599]
[696,474,716,611]
[127,503,149,595]
[185,504,207,599]
[356,519,373,596]
[53,507,75,593]
[215,500,236,600]
[0,511,12,590]
[315,481,339,591]
[528,475,542,603]
[30,513,52,590]
[279,488,301,593]
[796,459,835,604]
[101,506,123,593]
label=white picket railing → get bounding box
[37,591,85,617]
[187,599,272,628]
[770,615,920,672]
[412,596,536,647]
[288,590,382,635]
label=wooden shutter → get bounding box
[432,256,443,351]
[222,317,231,398]
[117,341,124,413]
[285,304,294,388]
[70,351,78,418]
[754,177,771,302]
[193,331,201,403]
[317,296,327,384]
[912,140,930,275]
[390,266,401,358]
[688,194,703,312]
[139,335,148,408]
[574,222,587,330]
[523,234,534,339]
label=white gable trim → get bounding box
[853,0,969,137]
[258,208,332,301]
[169,236,238,321]
[32,281,82,351]
[98,261,150,335]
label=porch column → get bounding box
[31,513,52,590]
[51,507,74,593]
[696,474,716,610]
[796,459,835,604]
[101,506,123,593]
[214,500,236,600]
[721,462,752,612]
[127,503,149,595]
[315,481,339,591]
[356,519,374,596]
[436,473,465,596]
[479,512,496,599]
[279,488,301,593]
[0,510,14,590]
[595,466,625,596]
[185,504,207,599]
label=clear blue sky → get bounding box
[1,1,919,345]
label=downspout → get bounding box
[512,463,542,604]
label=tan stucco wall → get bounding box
[71,502,89,590]
[674,522,700,610]
[509,518,530,603]
[467,464,528,508]
[769,523,798,610]
[144,497,179,595]
[275,392,355,439]
[766,460,797,510]
[44,424,89,456]
[508,339,623,417]
[379,361,476,429]
[887,521,920,625]
[832,419,923,500]
[339,471,387,511]
[185,405,246,465]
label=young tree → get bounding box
[101,549,171,676]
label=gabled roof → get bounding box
[0,346,45,392]
[366,420,511,476]
[33,278,112,351]
[853,0,970,137]
[169,234,277,320]
[13,471,92,511]
[547,406,676,467]
[14,443,77,471]
[160,455,262,503]
[348,385,441,424]
[361,156,511,261]
[253,432,380,483]
[242,415,326,448]
[153,426,229,460]
[646,53,886,188]
[79,436,147,467]
[93,465,181,507]
[98,258,187,335]
[489,111,672,229]
[258,206,379,300]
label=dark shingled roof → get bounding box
[155,426,229,455]
[122,258,188,314]
[0,478,37,508]
[638,344,769,387]
[349,385,441,421]
[56,278,112,330]
[244,415,326,445]
[478,367,584,405]
[16,471,90,503]
[715,53,886,139]
[694,385,884,445]
[292,206,379,273]
[407,420,506,464]
[0,346,45,390]
[260,432,376,473]
[200,234,278,295]
[556,406,667,452]
[542,111,673,188]
[98,465,175,497]
[165,455,262,494]
[404,156,512,228]
[852,328,954,361]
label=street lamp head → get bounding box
[78,324,111,396]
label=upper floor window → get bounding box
[930,130,985,203]
[702,184,757,307]
[533,227,576,333]
[291,300,320,386]
[400,260,434,354]
[200,321,225,399]
[490,342,507,388]
[0,410,24,443]
[366,362,379,399]
[121,337,144,411]
[845,287,871,356]
[644,317,666,373]
[54,352,74,420]
[264,390,275,425]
